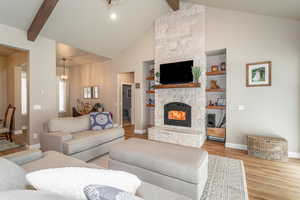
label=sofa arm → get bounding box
[40,132,72,153]
[3,149,43,165]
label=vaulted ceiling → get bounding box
[0,0,171,58]
[0,0,299,59]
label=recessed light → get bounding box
[110,12,117,20]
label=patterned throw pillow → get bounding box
[90,112,113,130]
[84,185,144,200]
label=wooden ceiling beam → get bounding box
[166,0,180,11]
[27,0,59,41]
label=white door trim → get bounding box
[120,83,135,127]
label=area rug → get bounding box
[89,155,248,200]
[0,140,23,152]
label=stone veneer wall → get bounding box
[154,4,206,135]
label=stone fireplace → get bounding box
[148,4,207,148]
[164,102,191,127]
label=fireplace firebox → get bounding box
[164,102,191,127]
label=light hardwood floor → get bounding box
[124,125,300,200]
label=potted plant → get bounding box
[192,66,201,83]
[155,72,160,85]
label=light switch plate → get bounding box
[33,105,42,110]
[238,105,245,111]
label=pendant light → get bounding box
[61,58,68,80]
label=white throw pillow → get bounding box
[26,167,142,200]
[0,158,27,191]
[0,190,73,200]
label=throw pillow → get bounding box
[84,185,144,200]
[26,167,142,200]
[0,190,72,200]
[0,158,27,191]
[90,112,113,130]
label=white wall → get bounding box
[0,24,57,145]
[206,7,300,153]
[103,28,155,131]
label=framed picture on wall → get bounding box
[246,61,272,87]
[92,86,99,99]
[83,87,92,99]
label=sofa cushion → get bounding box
[26,168,142,200]
[90,112,113,130]
[0,158,27,191]
[0,190,73,200]
[22,151,101,173]
[48,115,90,133]
[63,128,124,155]
[84,185,144,200]
[109,138,208,184]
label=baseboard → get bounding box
[134,129,146,134]
[226,143,300,159]
[225,143,248,150]
[288,152,300,159]
[26,143,40,150]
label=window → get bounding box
[21,71,27,115]
[59,79,66,113]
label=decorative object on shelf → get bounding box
[135,83,140,89]
[60,58,68,80]
[217,97,226,106]
[211,65,219,72]
[83,87,92,99]
[220,62,226,71]
[149,68,154,77]
[192,66,201,83]
[210,80,220,89]
[246,61,272,87]
[92,86,100,99]
[155,72,160,85]
[148,98,155,105]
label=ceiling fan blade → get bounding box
[166,0,180,11]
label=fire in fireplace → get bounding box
[164,102,191,127]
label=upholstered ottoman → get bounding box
[109,138,208,200]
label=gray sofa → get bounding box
[40,115,124,161]
[2,150,191,200]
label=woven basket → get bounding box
[247,135,288,162]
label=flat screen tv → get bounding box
[160,60,193,84]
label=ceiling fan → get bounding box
[104,0,180,11]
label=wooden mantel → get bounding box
[154,83,200,89]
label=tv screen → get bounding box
[160,60,193,84]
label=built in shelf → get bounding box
[206,71,226,76]
[206,105,226,110]
[146,104,155,107]
[154,83,200,89]
[146,90,155,94]
[146,76,155,81]
[206,88,225,92]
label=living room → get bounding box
[0,0,300,200]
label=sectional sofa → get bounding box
[3,149,191,200]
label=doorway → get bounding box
[118,72,134,127]
[122,84,132,126]
[0,44,29,152]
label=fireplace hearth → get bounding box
[164,102,191,127]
